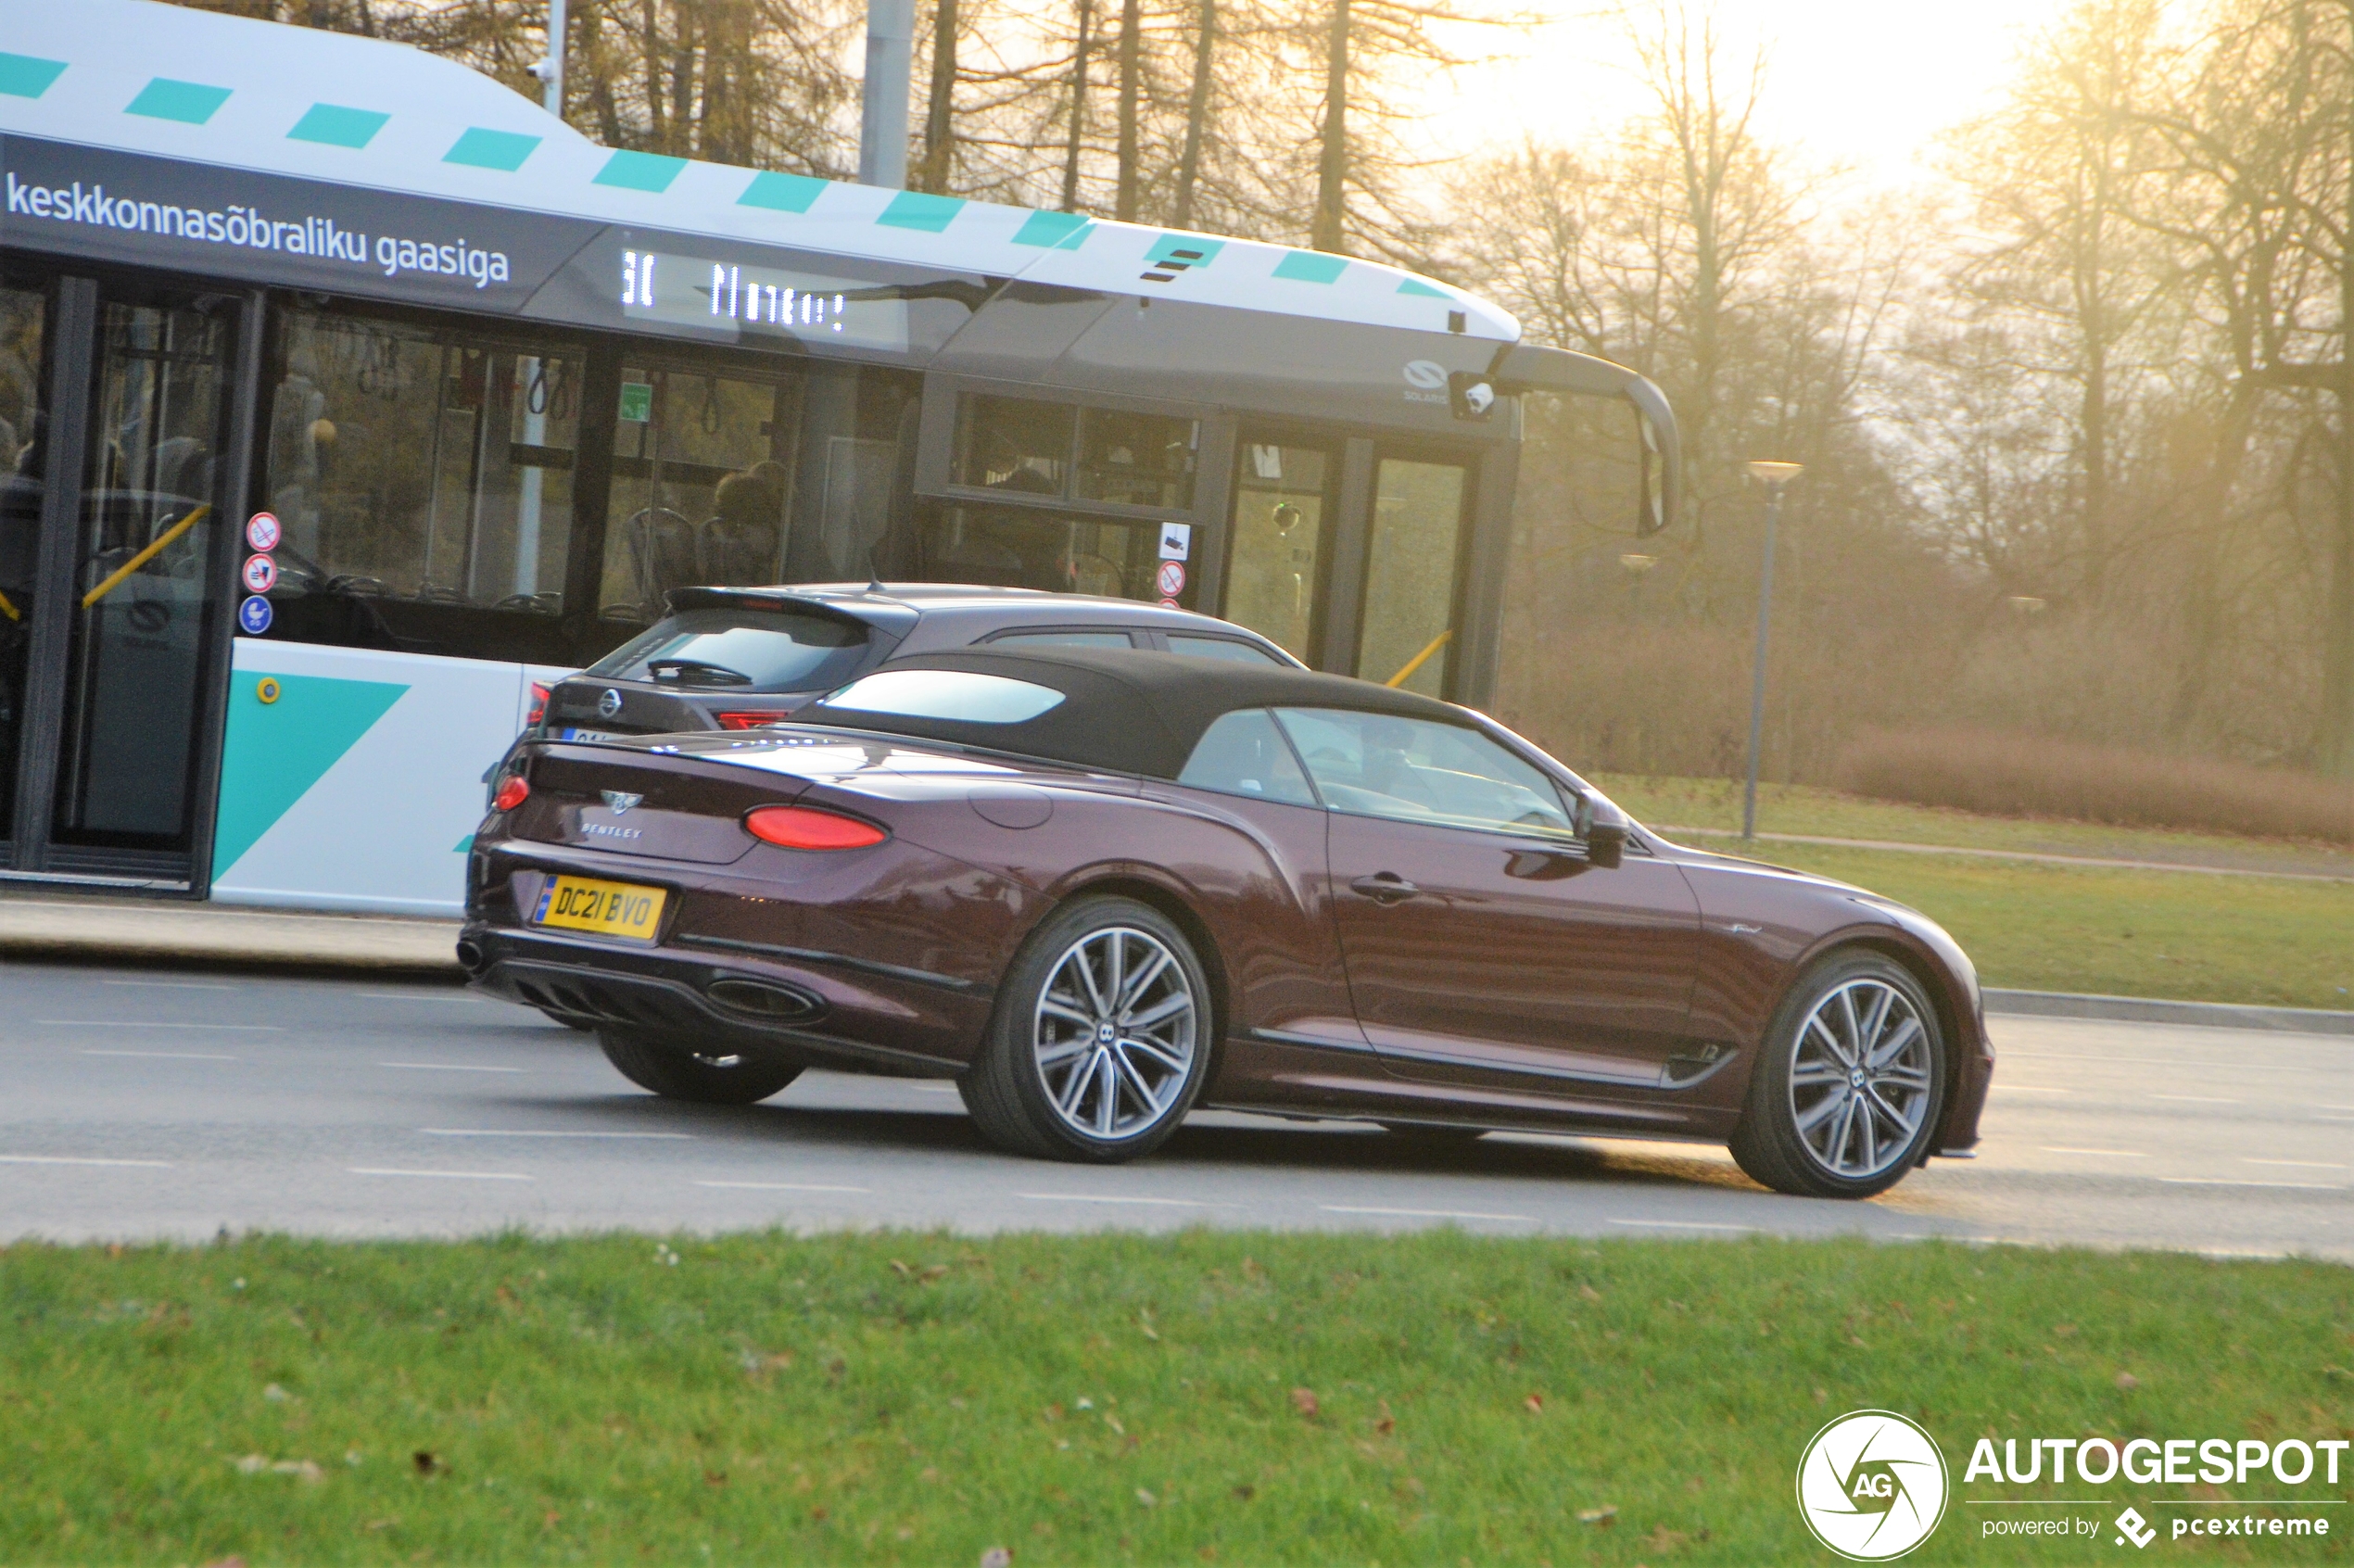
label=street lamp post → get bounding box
[1741,461,1803,842]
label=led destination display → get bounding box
[619,248,911,353]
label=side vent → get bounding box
[1142,247,1206,284]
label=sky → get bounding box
[1444,0,2077,187]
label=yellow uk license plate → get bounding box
[532,876,667,942]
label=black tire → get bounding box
[598,1028,804,1106]
[958,895,1213,1163]
[1729,952,1948,1199]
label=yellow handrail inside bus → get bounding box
[0,587,18,622]
[1385,626,1453,689]
[82,503,212,609]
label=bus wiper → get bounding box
[645,658,753,687]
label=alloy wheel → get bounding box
[1031,926,1198,1141]
[1786,977,1934,1180]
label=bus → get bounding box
[0,0,1678,916]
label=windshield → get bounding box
[588,609,871,692]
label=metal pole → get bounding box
[859,0,917,188]
[1741,485,1780,842]
[541,0,566,118]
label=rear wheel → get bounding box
[1729,953,1947,1199]
[598,1028,803,1106]
[959,896,1211,1163]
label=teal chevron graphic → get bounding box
[212,671,408,876]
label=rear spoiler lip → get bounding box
[1487,344,1681,538]
[660,586,923,638]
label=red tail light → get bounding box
[744,804,887,850]
[715,712,786,730]
[492,775,531,813]
[526,681,551,727]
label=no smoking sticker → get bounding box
[246,512,282,552]
[1156,560,1186,599]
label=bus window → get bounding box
[917,505,1175,603]
[1356,456,1467,698]
[1221,439,1330,663]
[955,394,1198,512]
[1075,407,1196,510]
[600,365,797,622]
[261,310,579,658]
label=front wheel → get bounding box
[1729,954,1947,1199]
[598,1028,803,1106]
[958,896,1212,1163]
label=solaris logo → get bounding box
[1796,1410,1950,1561]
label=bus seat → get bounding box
[626,507,698,601]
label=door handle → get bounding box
[1350,873,1421,904]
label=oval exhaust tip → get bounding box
[454,938,487,971]
[707,978,825,1023]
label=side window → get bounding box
[263,309,578,658]
[1167,633,1285,666]
[1177,709,1318,806]
[984,628,1143,650]
[1272,708,1575,837]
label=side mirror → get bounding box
[1625,377,1678,539]
[1580,797,1630,869]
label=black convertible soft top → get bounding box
[793,646,1465,778]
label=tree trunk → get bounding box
[1060,0,1095,211]
[918,0,959,194]
[1171,0,1216,229]
[1115,0,1142,221]
[2327,0,2354,776]
[1312,0,1348,253]
[639,0,666,149]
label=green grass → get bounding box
[5,1231,2348,1564]
[1588,775,2354,1010]
[1594,773,2354,877]
[1717,842,2354,1010]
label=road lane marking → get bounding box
[1607,1219,1754,1232]
[0,1154,174,1168]
[694,1181,872,1194]
[36,1019,283,1031]
[421,1129,695,1139]
[348,1167,533,1182]
[100,979,233,991]
[2001,1051,2310,1070]
[379,1063,526,1074]
[80,1049,239,1061]
[2151,1094,2241,1104]
[1993,1085,2069,1094]
[2158,1178,2344,1191]
[2244,1158,2348,1170]
[357,993,489,1003]
[1016,1192,1234,1208]
[2043,1147,2147,1157]
[1321,1205,1533,1221]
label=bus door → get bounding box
[1,274,243,887]
[1220,431,1474,699]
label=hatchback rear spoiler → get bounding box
[663,586,921,639]
[1487,344,1680,538]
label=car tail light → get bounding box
[744,804,887,850]
[492,775,531,813]
[525,681,551,727]
[715,712,786,730]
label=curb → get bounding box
[1985,988,2354,1037]
[0,894,462,979]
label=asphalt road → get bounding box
[2,959,2347,1259]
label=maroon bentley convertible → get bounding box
[461,647,1991,1198]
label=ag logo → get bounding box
[1796,1410,1948,1561]
[1401,359,1449,390]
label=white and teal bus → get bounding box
[0,0,1677,915]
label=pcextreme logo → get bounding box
[1797,1410,1952,1561]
